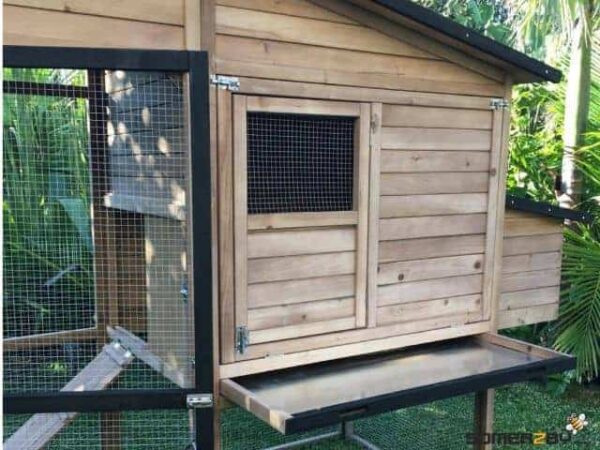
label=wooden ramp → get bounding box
[107,325,187,387]
[4,342,133,450]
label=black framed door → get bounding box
[3,46,213,450]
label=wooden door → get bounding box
[219,93,371,362]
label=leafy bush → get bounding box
[3,69,95,337]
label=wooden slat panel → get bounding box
[502,252,561,274]
[217,0,357,23]
[4,0,184,25]
[381,127,492,151]
[500,269,561,293]
[217,36,481,81]
[216,5,434,58]
[236,77,494,110]
[379,214,487,241]
[248,297,355,330]
[380,150,490,173]
[4,6,185,49]
[382,105,492,129]
[310,0,505,83]
[222,322,490,376]
[504,214,563,237]
[248,252,355,283]
[378,274,483,307]
[500,286,560,311]
[498,304,559,329]
[216,36,505,96]
[248,227,356,258]
[380,173,489,195]
[378,254,483,285]
[248,275,355,308]
[380,193,488,218]
[248,211,358,230]
[250,317,356,344]
[246,96,361,116]
[379,234,486,263]
[377,294,481,325]
[503,233,563,256]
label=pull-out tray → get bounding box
[221,334,574,434]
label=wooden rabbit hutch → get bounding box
[3,0,591,449]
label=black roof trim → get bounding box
[506,195,591,223]
[371,0,562,83]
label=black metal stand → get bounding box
[262,422,381,450]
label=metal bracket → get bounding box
[210,74,240,91]
[186,393,213,409]
[235,326,249,354]
[490,98,510,110]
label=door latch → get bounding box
[186,393,213,409]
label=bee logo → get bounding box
[566,413,589,435]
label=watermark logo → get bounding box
[566,413,589,435]
[466,413,591,446]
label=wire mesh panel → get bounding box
[4,410,191,449]
[3,69,99,394]
[3,66,193,396]
[221,395,475,450]
[247,112,355,214]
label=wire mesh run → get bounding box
[221,394,475,450]
[3,410,191,449]
[3,68,193,394]
[247,112,355,214]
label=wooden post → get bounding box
[88,69,122,450]
[473,78,513,450]
[474,390,494,449]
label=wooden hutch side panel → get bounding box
[3,0,186,49]
[498,211,563,329]
[215,0,508,378]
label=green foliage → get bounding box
[506,83,563,202]
[556,225,600,381]
[3,68,95,337]
[415,0,513,43]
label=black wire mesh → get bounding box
[3,410,191,449]
[3,67,193,399]
[247,112,355,214]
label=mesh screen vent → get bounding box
[247,112,355,214]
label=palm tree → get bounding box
[511,0,599,209]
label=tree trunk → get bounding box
[560,1,593,209]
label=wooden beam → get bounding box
[107,326,187,387]
[3,327,97,352]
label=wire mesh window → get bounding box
[247,112,355,214]
[3,68,193,395]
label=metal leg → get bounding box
[260,421,381,450]
[262,430,341,450]
[343,421,382,450]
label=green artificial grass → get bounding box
[4,382,599,449]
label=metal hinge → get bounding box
[490,98,510,110]
[186,393,213,409]
[210,75,240,91]
[235,326,249,354]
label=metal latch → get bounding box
[187,393,213,409]
[490,98,510,110]
[210,75,240,91]
[235,326,249,354]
